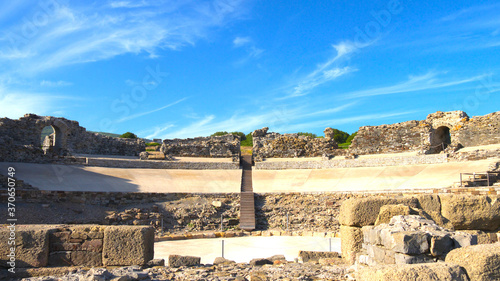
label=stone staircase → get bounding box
[240,155,256,231]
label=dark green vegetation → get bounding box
[40,126,54,144]
[119,132,138,139]
[297,132,317,138]
[146,142,161,146]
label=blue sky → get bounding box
[1,0,499,139]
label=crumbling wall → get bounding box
[350,110,500,155]
[0,114,145,162]
[252,127,340,161]
[161,135,240,159]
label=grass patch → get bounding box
[146,142,161,146]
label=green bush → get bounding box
[241,133,253,146]
[211,131,247,141]
[346,132,357,143]
[297,132,317,138]
[145,148,155,151]
[146,142,161,146]
[120,132,137,139]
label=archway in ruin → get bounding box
[40,125,63,155]
[430,126,451,153]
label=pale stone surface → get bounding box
[340,225,363,264]
[440,194,500,231]
[446,243,500,281]
[374,204,412,225]
[103,226,154,266]
[298,251,341,262]
[356,263,469,281]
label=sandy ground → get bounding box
[154,236,341,264]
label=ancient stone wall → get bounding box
[0,224,154,268]
[252,127,340,161]
[0,114,145,162]
[161,135,240,159]
[349,110,500,155]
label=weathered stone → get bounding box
[388,231,429,255]
[374,204,412,225]
[161,135,240,158]
[249,258,273,266]
[146,258,165,267]
[357,263,469,281]
[439,194,500,231]
[339,197,418,227]
[445,243,500,281]
[340,225,363,264]
[267,255,287,262]
[102,226,154,266]
[48,251,72,266]
[0,226,53,268]
[71,251,102,266]
[81,239,103,252]
[252,127,269,137]
[394,253,434,264]
[298,251,340,262]
[213,257,235,265]
[430,235,454,256]
[168,255,201,267]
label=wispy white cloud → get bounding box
[0,0,250,74]
[341,71,487,99]
[40,80,73,87]
[233,36,251,47]
[117,97,188,123]
[281,40,369,99]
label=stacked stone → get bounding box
[359,215,477,265]
[251,127,340,161]
[161,135,240,159]
[49,226,104,267]
[104,207,162,231]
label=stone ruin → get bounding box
[359,215,477,265]
[350,110,500,155]
[252,127,341,161]
[160,134,240,161]
[0,114,145,162]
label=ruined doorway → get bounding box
[41,125,63,155]
[430,126,451,153]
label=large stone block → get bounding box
[385,231,429,255]
[339,197,418,227]
[439,194,500,231]
[357,263,469,281]
[0,225,55,268]
[445,243,500,281]
[168,255,201,267]
[374,204,412,225]
[340,225,363,264]
[102,226,154,266]
[298,251,341,262]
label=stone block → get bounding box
[375,204,412,225]
[0,225,54,268]
[366,244,395,264]
[446,243,500,281]
[388,231,429,255]
[71,251,102,266]
[298,251,340,262]
[102,226,154,266]
[430,235,454,257]
[81,239,103,252]
[48,251,72,266]
[394,253,434,264]
[357,263,469,281]
[213,257,235,265]
[340,225,363,264]
[249,258,272,266]
[439,194,500,231]
[450,232,477,248]
[168,255,200,267]
[339,197,418,227]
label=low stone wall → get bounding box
[350,110,500,155]
[339,194,500,264]
[252,127,341,161]
[0,225,154,268]
[85,157,240,170]
[10,190,238,205]
[0,114,145,162]
[254,154,447,170]
[161,135,240,159]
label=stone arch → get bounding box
[37,118,70,155]
[429,126,451,153]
